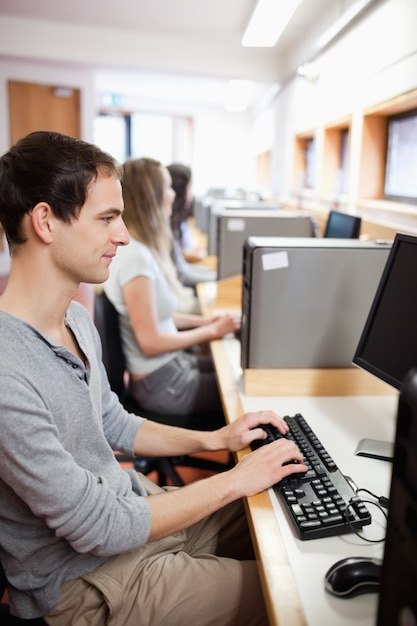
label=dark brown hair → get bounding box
[0,131,122,249]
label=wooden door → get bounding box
[8,80,81,144]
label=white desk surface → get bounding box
[221,337,398,626]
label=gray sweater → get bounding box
[0,302,151,619]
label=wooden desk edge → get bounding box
[211,338,307,626]
[197,276,242,315]
[243,368,398,397]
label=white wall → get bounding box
[0,59,256,196]
[1,0,417,200]
[192,109,256,195]
[266,0,417,197]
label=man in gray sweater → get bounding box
[0,131,306,625]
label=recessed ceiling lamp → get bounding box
[242,0,303,47]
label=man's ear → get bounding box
[30,202,54,243]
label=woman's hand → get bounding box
[207,312,241,338]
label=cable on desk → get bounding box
[345,496,388,543]
[357,487,390,510]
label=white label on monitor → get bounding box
[262,251,289,271]
[227,218,245,232]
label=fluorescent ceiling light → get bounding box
[225,80,254,112]
[242,0,303,47]
[315,0,371,50]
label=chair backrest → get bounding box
[94,291,127,399]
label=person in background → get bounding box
[167,162,216,286]
[104,157,240,429]
[0,224,11,295]
[0,130,307,626]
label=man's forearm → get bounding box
[133,419,225,458]
[146,469,236,541]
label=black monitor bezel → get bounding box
[353,232,414,390]
[324,210,362,238]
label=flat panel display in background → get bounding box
[324,210,362,238]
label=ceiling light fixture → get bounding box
[242,0,303,47]
[297,62,320,83]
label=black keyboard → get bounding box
[251,413,372,540]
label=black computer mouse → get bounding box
[324,556,383,598]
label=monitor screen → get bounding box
[353,233,417,389]
[324,210,362,238]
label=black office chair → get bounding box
[0,560,46,625]
[94,290,233,486]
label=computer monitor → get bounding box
[353,233,417,388]
[323,209,362,238]
[376,367,417,625]
[353,232,417,459]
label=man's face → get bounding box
[51,173,130,286]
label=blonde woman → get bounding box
[104,158,240,428]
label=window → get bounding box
[293,132,315,193]
[384,109,417,203]
[322,121,351,197]
[305,137,316,189]
[130,113,173,163]
[94,111,193,166]
[340,128,349,195]
[93,113,130,164]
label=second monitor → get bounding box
[323,209,362,238]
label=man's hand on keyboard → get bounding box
[230,437,307,498]
[219,409,290,453]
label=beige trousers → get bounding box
[45,475,269,626]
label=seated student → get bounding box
[0,130,306,626]
[167,162,216,286]
[104,157,239,429]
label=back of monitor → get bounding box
[207,201,281,255]
[216,210,313,279]
[241,237,392,369]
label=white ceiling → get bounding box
[0,0,330,54]
[0,0,369,110]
